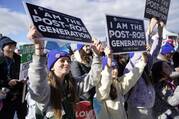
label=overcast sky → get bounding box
[0,0,178,43]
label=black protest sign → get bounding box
[106,15,146,54]
[144,0,171,24]
[24,2,92,43]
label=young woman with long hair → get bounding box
[27,26,102,119]
[94,47,148,119]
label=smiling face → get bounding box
[52,57,71,76]
[3,44,16,58]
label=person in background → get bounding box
[125,18,164,119]
[0,36,27,119]
[113,54,129,77]
[157,42,178,80]
[173,37,179,72]
[172,37,179,84]
[93,47,148,119]
[151,61,179,118]
[159,38,179,89]
[71,43,95,101]
[27,26,102,119]
[157,43,175,63]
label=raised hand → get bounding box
[27,25,44,56]
[104,47,112,68]
[141,52,148,63]
[146,17,158,35]
[8,79,18,87]
[104,47,112,58]
[91,38,102,56]
[27,25,43,44]
[158,21,165,37]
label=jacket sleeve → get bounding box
[28,55,50,111]
[148,34,162,68]
[71,61,83,78]
[76,55,102,96]
[96,66,112,100]
[118,60,146,95]
[0,63,8,87]
[0,55,9,87]
[168,86,179,106]
[124,34,162,73]
[170,71,179,79]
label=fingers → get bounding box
[11,81,17,86]
[158,21,165,37]
[27,25,42,39]
[146,45,151,52]
[93,38,101,46]
[91,38,103,56]
[30,26,41,39]
[141,52,148,63]
[147,17,165,36]
[104,47,112,57]
[159,21,165,27]
[92,38,101,49]
[8,80,17,87]
[150,17,158,24]
[27,25,44,46]
[148,17,158,34]
[27,25,37,40]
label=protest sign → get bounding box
[144,0,171,24]
[19,44,34,103]
[19,44,34,80]
[106,15,146,54]
[24,2,92,44]
[75,101,95,119]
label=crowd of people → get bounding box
[0,17,179,119]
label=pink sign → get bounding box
[75,101,96,119]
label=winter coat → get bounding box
[94,59,146,119]
[28,54,102,118]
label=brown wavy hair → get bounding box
[110,82,117,100]
[79,49,91,64]
[48,71,78,118]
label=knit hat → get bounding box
[77,44,84,51]
[0,36,16,50]
[47,50,70,71]
[161,43,175,55]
